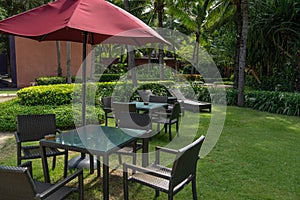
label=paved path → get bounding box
[0,93,17,103]
[0,132,14,148]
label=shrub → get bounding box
[223,88,300,116]
[0,99,104,132]
[17,84,74,105]
[95,74,121,82]
[16,81,300,117]
[36,76,67,85]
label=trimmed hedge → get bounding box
[0,99,104,132]
[36,76,67,85]
[36,74,122,86]
[17,84,74,105]
[16,82,300,117]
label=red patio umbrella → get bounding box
[0,0,168,125]
[0,0,167,45]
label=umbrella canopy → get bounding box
[0,0,168,45]
[0,0,168,126]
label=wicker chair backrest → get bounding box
[170,102,181,120]
[0,166,36,199]
[170,135,205,188]
[149,95,168,103]
[137,90,153,102]
[101,96,113,109]
[17,114,57,142]
[112,102,137,121]
[119,112,151,131]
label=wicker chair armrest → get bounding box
[37,169,84,199]
[14,132,21,143]
[155,146,178,154]
[18,161,33,177]
[124,163,170,180]
[154,146,178,164]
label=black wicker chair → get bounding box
[15,114,68,176]
[117,112,152,165]
[152,102,181,141]
[137,89,153,102]
[123,135,205,200]
[0,161,84,200]
[149,95,168,103]
[112,102,137,127]
[101,96,115,126]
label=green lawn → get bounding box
[0,106,299,199]
[0,89,18,94]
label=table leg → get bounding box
[103,154,109,200]
[40,145,50,183]
[142,138,149,167]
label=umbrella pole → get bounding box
[82,31,87,126]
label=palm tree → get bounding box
[247,0,300,91]
[237,0,248,106]
[168,0,237,75]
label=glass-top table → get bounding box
[40,125,148,200]
[134,101,168,110]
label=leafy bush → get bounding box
[36,76,67,85]
[95,74,121,82]
[17,84,74,105]
[0,99,104,132]
[224,88,300,116]
[244,90,300,116]
[15,81,300,119]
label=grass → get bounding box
[0,89,18,94]
[0,106,299,199]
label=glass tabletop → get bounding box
[40,125,146,153]
[134,101,168,110]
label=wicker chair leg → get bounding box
[17,144,22,166]
[123,170,129,200]
[52,156,56,170]
[155,189,160,197]
[105,113,108,126]
[89,154,94,174]
[97,157,101,177]
[63,151,68,178]
[78,170,84,200]
[118,154,122,165]
[169,124,172,141]
[192,176,198,200]
[168,194,173,200]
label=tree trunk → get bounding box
[90,45,95,82]
[66,41,71,84]
[56,41,62,76]
[237,0,248,107]
[233,0,242,89]
[157,0,164,80]
[192,33,200,75]
[124,0,137,87]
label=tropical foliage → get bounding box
[0,0,299,93]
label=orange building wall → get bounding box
[15,37,91,88]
